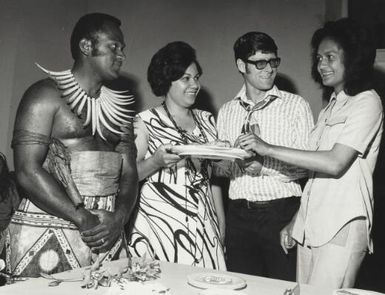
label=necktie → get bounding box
[239,95,276,134]
[237,96,276,175]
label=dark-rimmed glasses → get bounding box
[245,57,281,70]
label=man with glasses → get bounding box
[216,31,314,280]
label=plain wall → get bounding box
[0,0,325,167]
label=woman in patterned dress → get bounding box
[128,41,226,270]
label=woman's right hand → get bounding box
[280,219,296,254]
[152,144,182,168]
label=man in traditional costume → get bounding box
[6,13,138,278]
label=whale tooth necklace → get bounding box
[36,63,135,140]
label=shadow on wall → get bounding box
[275,73,299,95]
[356,67,385,293]
[105,72,143,114]
[194,87,217,116]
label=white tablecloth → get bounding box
[0,258,335,295]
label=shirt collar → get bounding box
[234,84,281,106]
[332,90,350,101]
[330,90,349,109]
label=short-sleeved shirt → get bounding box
[216,85,314,201]
[292,90,383,252]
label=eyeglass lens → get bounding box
[247,58,280,70]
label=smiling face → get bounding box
[237,51,277,100]
[165,62,201,108]
[89,23,126,81]
[316,38,345,93]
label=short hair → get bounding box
[147,41,202,97]
[234,31,278,62]
[311,18,376,96]
[70,13,122,60]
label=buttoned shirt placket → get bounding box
[303,96,337,244]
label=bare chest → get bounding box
[51,102,120,149]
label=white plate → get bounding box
[172,145,249,160]
[199,289,248,295]
[178,152,244,160]
[334,288,385,295]
[187,272,247,290]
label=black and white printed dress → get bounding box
[128,108,226,270]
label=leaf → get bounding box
[48,280,62,287]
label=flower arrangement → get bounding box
[40,255,161,289]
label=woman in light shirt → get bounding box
[237,18,383,288]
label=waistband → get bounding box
[11,211,77,229]
[230,197,299,209]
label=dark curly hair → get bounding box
[311,18,376,96]
[70,13,121,60]
[147,41,202,97]
[234,31,278,62]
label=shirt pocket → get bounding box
[326,116,347,126]
[325,115,347,144]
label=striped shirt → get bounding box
[216,85,314,201]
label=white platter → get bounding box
[171,144,249,160]
[187,272,247,290]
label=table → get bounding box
[1,258,333,295]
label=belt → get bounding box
[231,197,298,209]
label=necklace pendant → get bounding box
[161,101,209,144]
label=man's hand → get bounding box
[76,209,100,232]
[154,144,182,168]
[80,210,124,252]
[280,220,296,254]
[236,154,264,175]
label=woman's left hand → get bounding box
[280,220,296,255]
